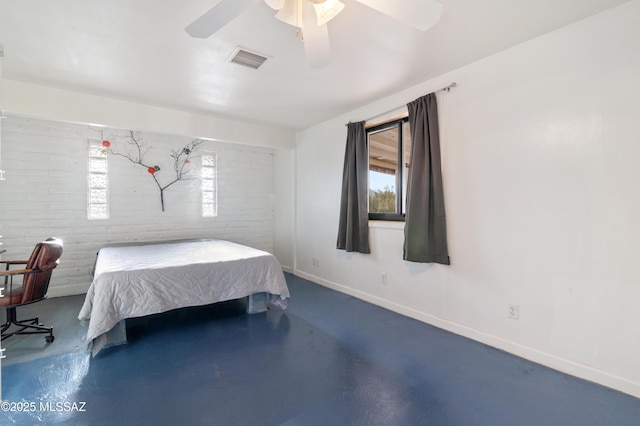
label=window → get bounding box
[368,118,411,221]
[201,152,217,217]
[87,140,109,219]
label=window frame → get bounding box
[87,139,109,220]
[367,117,409,222]
[201,151,218,218]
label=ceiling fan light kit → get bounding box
[271,0,344,28]
[273,0,304,27]
[313,1,346,26]
[268,1,344,28]
[186,0,443,68]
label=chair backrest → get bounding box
[20,238,63,304]
[24,242,44,270]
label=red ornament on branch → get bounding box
[102,140,111,148]
[147,167,156,174]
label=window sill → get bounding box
[369,221,405,230]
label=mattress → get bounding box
[78,239,289,345]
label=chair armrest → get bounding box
[0,260,29,265]
[0,268,33,276]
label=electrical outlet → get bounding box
[312,257,320,267]
[508,304,520,320]
[381,273,388,285]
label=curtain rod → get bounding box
[439,82,457,92]
[346,82,456,127]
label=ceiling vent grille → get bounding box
[227,47,269,70]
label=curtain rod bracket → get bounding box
[440,82,456,92]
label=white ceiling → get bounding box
[0,0,631,130]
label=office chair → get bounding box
[0,238,63,342]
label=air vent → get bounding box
[227,47,269,70]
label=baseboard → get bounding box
[281,265,293,274]
[47,282,90,298]
[293,268,640,399]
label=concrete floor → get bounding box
[2,273,640,425]
[1,294,88,366]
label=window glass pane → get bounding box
[90,189,108,204]
[202,204,215,217]
[88,139,109,219]
[89,174,107,189]
[202,155,215,167]
[202,179,214,191]
[403,121,412,213]
[89,158,107,173]
[89,146,107,158]
[89,204,109,220]
[368,126,399,213]
[201,152,217,217]
[201,167,214,179]
[202,191,214,204]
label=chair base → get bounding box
[1,306,54,342]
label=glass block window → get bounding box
[201,152,217,217]
[88,140,109,219]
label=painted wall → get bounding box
[3,80,296,150]
[294,1,640,397]
[273,148,295,272]
[0,115,282,296]
[0,74,297,290]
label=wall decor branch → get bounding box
[98,129,202,212]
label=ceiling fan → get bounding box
[185,0,443,69]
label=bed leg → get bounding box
[246,292,269,314]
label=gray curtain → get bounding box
[404,93,450,264]
[337,121,370,253]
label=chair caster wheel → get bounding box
[45,335,55,343]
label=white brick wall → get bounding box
[0,116,276,296]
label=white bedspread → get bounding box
[78,239,289,343]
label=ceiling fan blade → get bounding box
[264,0,285,10]
[185,0,260,39]
[355,0,443,31]
[302,3,331,69]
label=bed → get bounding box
[78,239,290,355]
